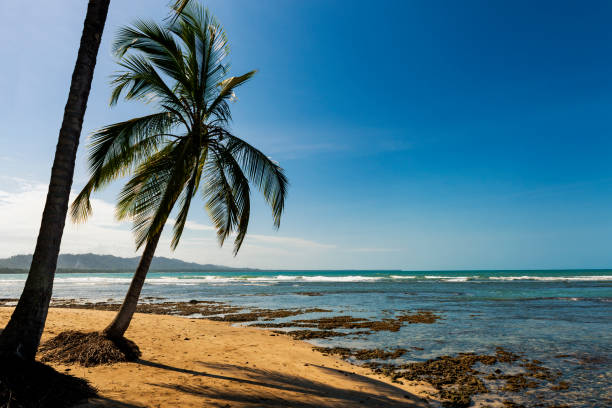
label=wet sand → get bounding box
[0,307,436,407]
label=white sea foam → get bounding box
[423,275,471,281]
[489,275,612,281]
[300,275,382,282]
[2,273,611,286]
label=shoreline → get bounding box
[0,299,582,408]
[0,307,437,407]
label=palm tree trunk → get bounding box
[103,230,163,339]
[0,0,110,361]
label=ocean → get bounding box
[1,269,611,407]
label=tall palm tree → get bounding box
[71,3,287,340]
[0,0,194,362]
[0,0,111,361]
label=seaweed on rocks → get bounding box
[209,308,331,322]
[48,299,244,317]
[550,381,570,391]
[313,346,408,360]
[502,401,526,408]
[501,373,539,391]
[289,310,442,333]
[397,310,440,324]
[365,348,562,408]
[363,347,572,408]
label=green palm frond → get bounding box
[171,153,202,249]
[201,153,238,248]
[75,1,288,257]
[113,20,188,90]
[212,145,251,254]
[221,133,288,228]
[207,71,256,125]
[171,0,191,15]
[115,145,175,221]
[71,112,176,223]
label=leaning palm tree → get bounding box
[0,0,111,362]
[70,3,287,342]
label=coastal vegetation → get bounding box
[41,2,287,363]
[0,0,193,361]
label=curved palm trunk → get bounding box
[0,0,110,361]
[103,230,162,339]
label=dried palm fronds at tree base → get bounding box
[0,355,97,408]
[39,330,141,367]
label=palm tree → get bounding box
[71,3,287,340]
[0,0,194,362]
[0,0,111,361]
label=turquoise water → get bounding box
[1,269,611,406]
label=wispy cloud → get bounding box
[247,234,336,249]
[345,247,399,253]
[0,178,336,268]
[265,142,349,160]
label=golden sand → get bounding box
[0,307,437,407]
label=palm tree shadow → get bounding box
[138,359,428,407]
[72,396,146,407]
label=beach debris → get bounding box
[0,354,97,407]
[39,331,141,367]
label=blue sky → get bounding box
[1,0,611,269]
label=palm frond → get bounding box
[207,71,256,124]
[115,146,175,222]
[201,152,239,247]
[113,20,189,91]
[222,133,287,228]
[75,2,286,258]
[211,144,251,254]
[171,141,209,249]
[110,54,192,124]
[132,140,194,248]
[171,0,192,17]
[70,113,176,223]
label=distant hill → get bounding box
[0,253,252,272]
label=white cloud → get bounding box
[0,179,337,269]
[345,247,399,253]
[247,234,335,249]
[183,220,215,231]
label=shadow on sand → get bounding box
[72,397,146,407]
[137,359,429,407]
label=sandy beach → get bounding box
[0,307,436,407]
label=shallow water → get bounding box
[1,269,611,407]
